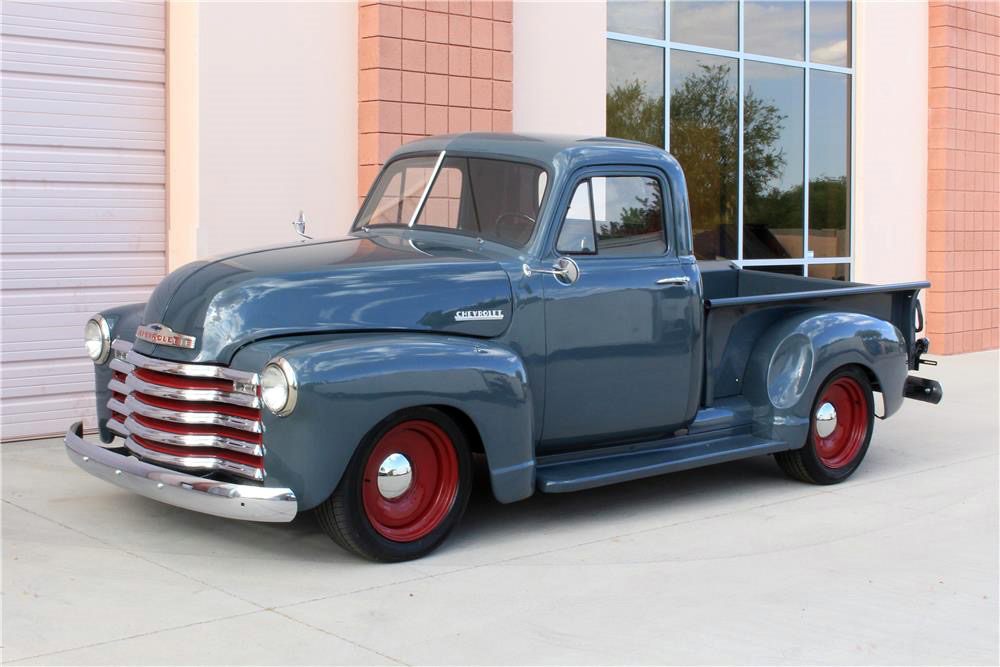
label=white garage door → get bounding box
[1,1,166,441]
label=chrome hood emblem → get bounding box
[136,323,197,349]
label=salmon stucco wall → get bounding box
[358,0,513,199]
[926,0,1000,354]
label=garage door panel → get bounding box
[3,146,164,185]
[3,202,165,222]
[2,109,164,136]
[2,393,100,441]
[2,368,95,400]
[5,356,92,376]
[2,182,164,207]
[2,71,162,102]
[3,1,164,49]
[1,286,150,313]
[1,0,165,440]
[2,34,164,82]
[3,323,113,344]
[1,226,165,241]
[4,358,93,382]
[45,1,165,20]
[2,345,117,365]
[1,236,165,253]
[2,96,164,121]
[3,335,132,361]
[2,181,163,197]
[2,251,164,271]
[1,273,162,291]
[1,125,164,151]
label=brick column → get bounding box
[358,0,513,199]
[926,1,999,354]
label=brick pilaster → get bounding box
[926,0,1000,354]
[358,0,513,199]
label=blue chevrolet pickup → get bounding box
[67,134,942,561]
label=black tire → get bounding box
[315,407,472,562]
[775,366,875,485]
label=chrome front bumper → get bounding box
[64,422,297,522]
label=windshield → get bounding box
[354,153,548,247]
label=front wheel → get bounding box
[315,407,472,561]
[775,366,875,485]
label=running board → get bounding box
[535,433,789,494]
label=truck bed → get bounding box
[698,261,929,405]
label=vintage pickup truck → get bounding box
[67,134,943,561]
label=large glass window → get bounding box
[607,40,665,149]
[670,50,738,260]
[607,0,854,279]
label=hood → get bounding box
[136,233,514,363]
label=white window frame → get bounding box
[607,0,856,279]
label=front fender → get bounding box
[94,303,145,442]
[742,311,908,449]
[237,334,534,510]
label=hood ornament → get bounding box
[136,323,196,349]
[292,210,312,241]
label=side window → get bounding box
[591,176,666,256]
[556,181,597,254]
[556,175,668,257]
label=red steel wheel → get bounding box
[360,419,460,542]
[775,366,875,485]
[812,376,869,469]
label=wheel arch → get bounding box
[742,309,908,449]
[430,404,486,455]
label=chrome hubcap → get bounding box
[815,402,838,438]
[376,452,412,499]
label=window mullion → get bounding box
[848,0,857,281]
[737,0,745,265]
[664,0,671,151]
[803,0,812,266]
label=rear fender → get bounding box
[245,334,534,510]
[742,311,908,448]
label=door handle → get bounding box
[656,276,691,286]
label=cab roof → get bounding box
[391,132,674,171]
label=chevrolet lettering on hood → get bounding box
[135,323,196,349]
[454,309,504,322]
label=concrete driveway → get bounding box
[3,350,997,666]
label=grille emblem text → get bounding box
[136,323,197,349]
[454,309,504,322]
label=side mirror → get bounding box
[522,256,580,285]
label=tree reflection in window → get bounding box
[669,56,789,261]
[606,1,852,267]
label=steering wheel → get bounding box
[495,212,536,245]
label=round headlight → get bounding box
[260,359,297,416]
[84,316,111,364]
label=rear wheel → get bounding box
[775,366,874,485]
[316,407,471,561]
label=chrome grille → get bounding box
[106,339,265,481]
